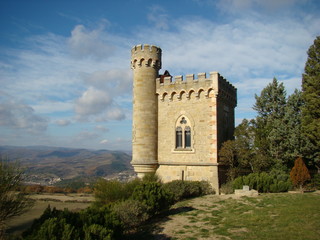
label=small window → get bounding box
[176,127,182,148]
[185,126,191,148]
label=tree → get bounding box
[290,157,311,191]
[0,157,34,237]
[219,140,239,180]
[234,119,270,173]
[281,90,306,167]
[253,78,287,168]
[301,36,320,172]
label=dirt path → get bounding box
[152,194,244,240]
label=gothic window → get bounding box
[176,127,182,148]
[175,116,193,150]
[185,126,191,148]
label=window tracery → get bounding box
[175,116,193,150]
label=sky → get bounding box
[0,0,319,151]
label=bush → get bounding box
[232,172,291,193]
[112,199,149,230]
[94,179,127,205]
[220,181,234,194]
[311,173,320,190]
[25,217,78,240]
[142,172,162,183]
[163,180,213,202]
[306,173,320,191]
[290,157,311,190]
[131,182,173,215]
[23,205,123,240]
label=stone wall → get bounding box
[155,72,236,192]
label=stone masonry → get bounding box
[131,44,237,192]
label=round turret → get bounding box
[131,44,162,178]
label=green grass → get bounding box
[169,192,320,240]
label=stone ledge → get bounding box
[234,186,259,197]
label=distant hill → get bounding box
[0,146,134,184]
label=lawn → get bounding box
[149,192,320,240]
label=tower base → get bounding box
[131,163,158,178]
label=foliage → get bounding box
[307,173,320,190]
[219,119,269,179]
[94,178,141,205]
[232,172,291,193]
[0,157,34,238]
[142,172,162,183]
[112,199,149,230]
[23,205,123,240]
[301,36,320,171]
[131,182,174,215]
[281,90,306,167]
[290,157,311,190]
[163,180,213,202]
[219,140,239,180]
[253,78,287,168]
[219,181,234,194]
[234,119,268,173]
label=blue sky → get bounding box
[1,0,319,151]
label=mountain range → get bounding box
[0,145,134,184]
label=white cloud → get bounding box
[75,87,112,116]
[0,93,48,132]
[215,0,305,14]
[32,101,73,114]
[83,69,132,94]
[148,5,169,30]
[55,119,71,126]
[106,108,126,121]
[68,24,115,60]
[100,139,108,144]
[95,125,109,132]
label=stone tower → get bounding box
[130,44,237,192]
[130,44,161,177]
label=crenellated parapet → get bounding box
[156,72,237,106]
[131,44,162,70]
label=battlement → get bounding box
[131,44,161,54]
[156,72,237,106]
[131,44,162,70]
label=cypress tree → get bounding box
[290,157,311,191]
[301,36,320,172]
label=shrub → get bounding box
[308,173,320,190]
[220,181,234,194]
[94,178,142,206]
[81,206,122,239]
[131,182,174,215]
[232,172,291,193]
[112,199,149,230]
[269,181,292,193]
[163,180,213,202]
[23,205,123,240]
[163,180,187,202]
[290,157,311,191]
[24,217,79,240]
[142,172,162,183]
[94,179,127,205]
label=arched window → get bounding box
[175,116,193,150]
[176,127,182,148]
[185,126,191,148]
